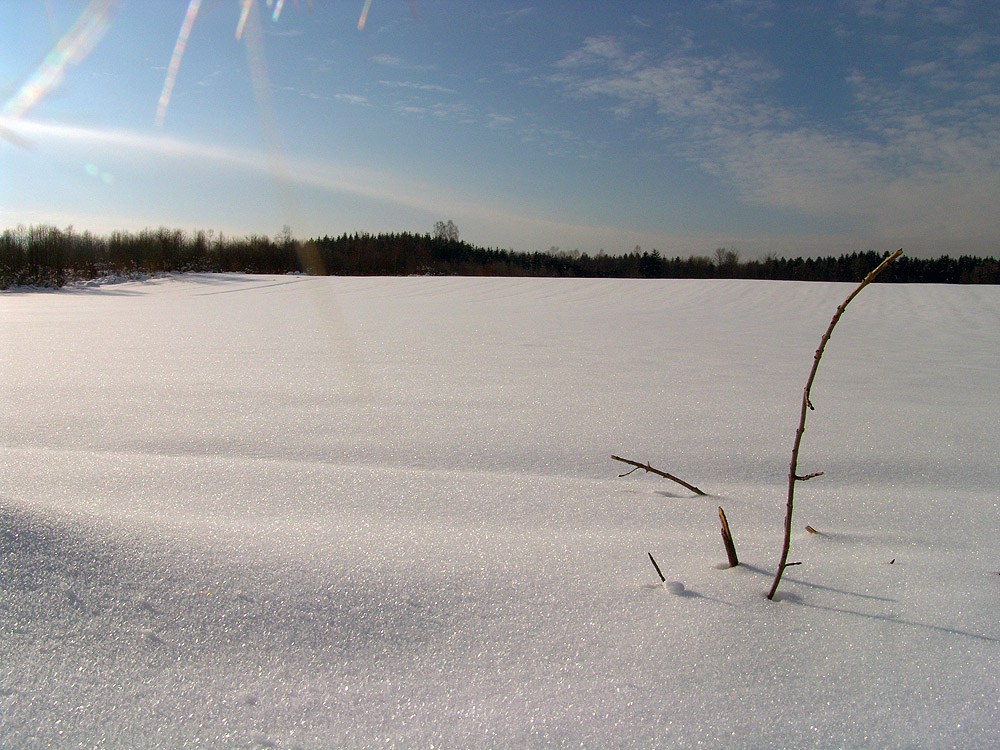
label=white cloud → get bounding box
[549,27,1000,252]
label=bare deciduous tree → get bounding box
[714,247,740,275]
[433,220,459,242]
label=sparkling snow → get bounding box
[2,273,998,748]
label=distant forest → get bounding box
[2,224,998,289]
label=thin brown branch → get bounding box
[767,248,903,600]
[794,471,825,481]
[611,455,707,496]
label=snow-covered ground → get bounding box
[2,273,998,748]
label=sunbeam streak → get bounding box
[155,0,202,128]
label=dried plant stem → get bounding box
[767,249,903,600]
[719,506,739,568]
[611,455,707,496]
[648,552,666,583]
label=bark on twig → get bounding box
[611,455,707,496]
[767,249,903,600]
[719,506,739,568]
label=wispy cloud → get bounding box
[487,113,515,128]
[501,7,536,24]
[371,53,403,67]
[555,36,636,70]
[370,54,434,72]
[275,85,369,106]
[553,35,780,128]
[334,93,370,106]
[549,13,1000,250]
[854,0,921,23]
[372,75,478,125]
[378,80,457,94]
[390,100,475,123]
[702,0,777,29]
[267,28,304,38]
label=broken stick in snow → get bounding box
[611,455,707,496]
[719,506,739,568]
[648,552,666,583]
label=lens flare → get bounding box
[84,162,115,184]
[358,0,373,30]
[1,0,116,120]
[155,0,202,127]
[236,0,253,40]
[272,0,286,22]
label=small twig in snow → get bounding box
[611,455,707,496]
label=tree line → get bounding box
[2,223,997,289]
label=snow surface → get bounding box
[2,273,998,748]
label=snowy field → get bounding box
[2,273,998,749]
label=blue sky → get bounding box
[2,1,999,259]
